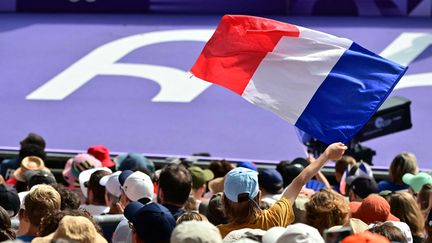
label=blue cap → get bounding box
[125,202,176,242]
[237,161,257,171]
[116,153,155,173]
[224,167,259,202]
[118,170,133,186]
[258,169,283,194]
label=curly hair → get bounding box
[51,184,80,210]
[176,211,208,225]
[0,206,15,241]
[38,209,102,237]
[305,188,350,234]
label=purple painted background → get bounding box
[0,14,431,169]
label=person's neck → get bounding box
[19,224,38,237]
[192,189,204,200]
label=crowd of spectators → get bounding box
[0,132,431,243]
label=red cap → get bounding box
[87,145,115,168]
[342,231,390,243]
[350,194,399,224]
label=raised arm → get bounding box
[282,142,347,204]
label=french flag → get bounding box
[190,15,407,144]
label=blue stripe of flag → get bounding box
[295,42,408,144]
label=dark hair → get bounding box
[0,206,15,241]
[20,132,46,149]
[369,223,407,242]
[19,143,47,162]
[52,184,80,210]
[208,160,235,178]
[38,209,102,237]
[158,164,192,206]
[335,156,357,175]
[205,193,228,225]
[88,170,110,205]
[276,161,304,187]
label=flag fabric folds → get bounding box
[190,15,407,144]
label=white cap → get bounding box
[99,171,122,198]
[122,171,154,201]
[263,224,324,243]
[79,167,112,198]
[171,221,222,243]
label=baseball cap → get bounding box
[63,153,102,187]
[0,184,20,216]
[119,170,134,186]
[171,220,222,243]
[237,161,257,171]
[402,172,432,193]
[341,231,390,243]
[350,194,399,224]
[79,167,112,198]
[347,176,379,199]
[115,153,155,173]
[125,202,176,243]
[99,171,122,197]
[14,156,48,182]
[189,166,214,189]
[224,167,259,203]
[24,170,56,188]
[258,169,283,194]
[122,171,154,201]
[32,215,107,243]
[262,224,324,243]
[87,145,115,168]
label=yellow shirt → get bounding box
[217,197,294,238]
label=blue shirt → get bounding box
[16,235,35,243]
[378,180,408,192]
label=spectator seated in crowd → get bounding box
[79,168,112,215]
[188,166,214,210]
[157,164,192,219]
[0,206,15,241]
[16,185,61,242]
[2,132,431,243]
[217,142,347,237]
[125,202,176,243]
[378,152,419,192]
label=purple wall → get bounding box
[0,14,431,170]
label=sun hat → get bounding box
[87,145,115,168]
[63,153,102,187]
[171,220,222,243]
[32,215,107,243]
[13,156,48,182]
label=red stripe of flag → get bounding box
[191,15,300,95]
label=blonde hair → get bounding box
[25,185,61,226]
[388,192,424,237]
[305,188,350,234]
[389,152,418,184]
